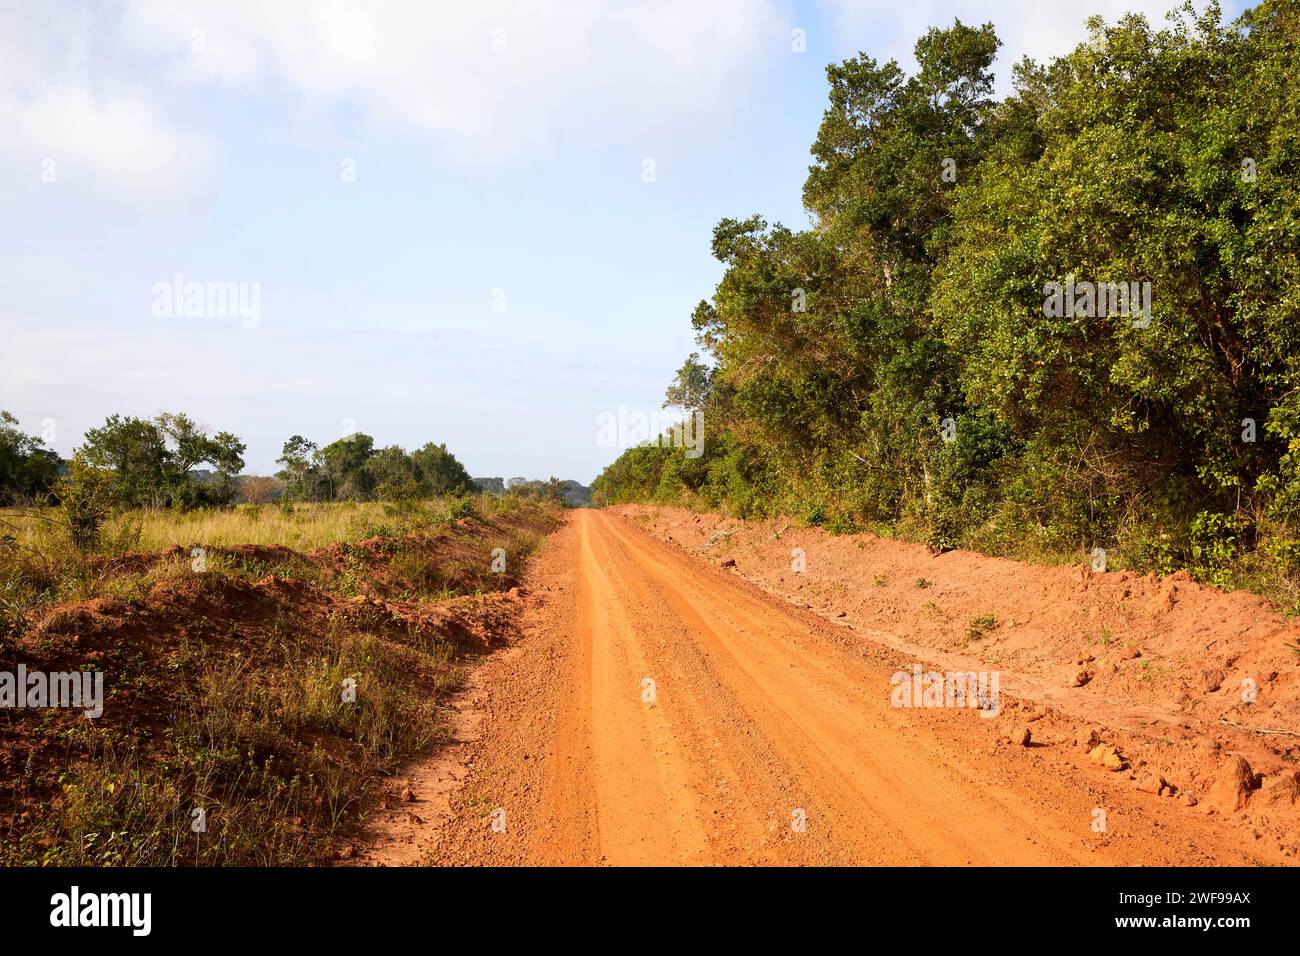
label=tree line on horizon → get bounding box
[274,432,473,503]
[592,1,1300,595]
[0,408,589,519]
[0,409,477,511]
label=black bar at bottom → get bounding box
[0,866,1284,942]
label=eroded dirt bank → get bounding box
[418,509,1298,866]
[0,506,555,865]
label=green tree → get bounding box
[79,412,245,508]
[0,411,59,505]
[317,434,376,500]
[663,353,713,412]
[410,442,473,496]
[275,435,324,502]
[595,1,1300,589]
[366,445,422,500]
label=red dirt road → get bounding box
[430,510,1273,866]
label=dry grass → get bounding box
[0,496,530,637]
[2,499,462,554]
[0,494,561,866]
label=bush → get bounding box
[57,457,115,552]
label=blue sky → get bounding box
[0,0,1245,483]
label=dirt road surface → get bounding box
[426,510,1269,866]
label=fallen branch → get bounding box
[1218,717,1300,739]
[702,529,732,551]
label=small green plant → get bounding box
[1188,511,1239,589]
[446,496,475,521]
[967,613,998,640]
[1093,626,1113,646]
[915,577,932,589]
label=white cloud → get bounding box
[122,0,787,164]
[0,1,1234,198]
[0,86,210,196]
[0,2,210,198]
[0,0,789,196]
[822,0,1227,92]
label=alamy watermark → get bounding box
[1043,275,1151,328]
[890,664,999,718]
[152,273,261,329]
[1,665,104,718]
[596,406,704,458]
[50,886,150,936]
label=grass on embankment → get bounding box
[0,495,559,866]
[0,495,542,639]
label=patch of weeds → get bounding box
[1137,659,1168,683]
[445,497,475,522]
[209,554,273,582]
[1091,626,1114,646]
[389,547,452,597]
[4,623,455,866]
[331,555,367,599]
[967,613,998,640]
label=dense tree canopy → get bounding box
[0,411,59,505]
[79,412,246,508]
[275,433,473,503]
[593,1,1300,593]
[1,412,477,516]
